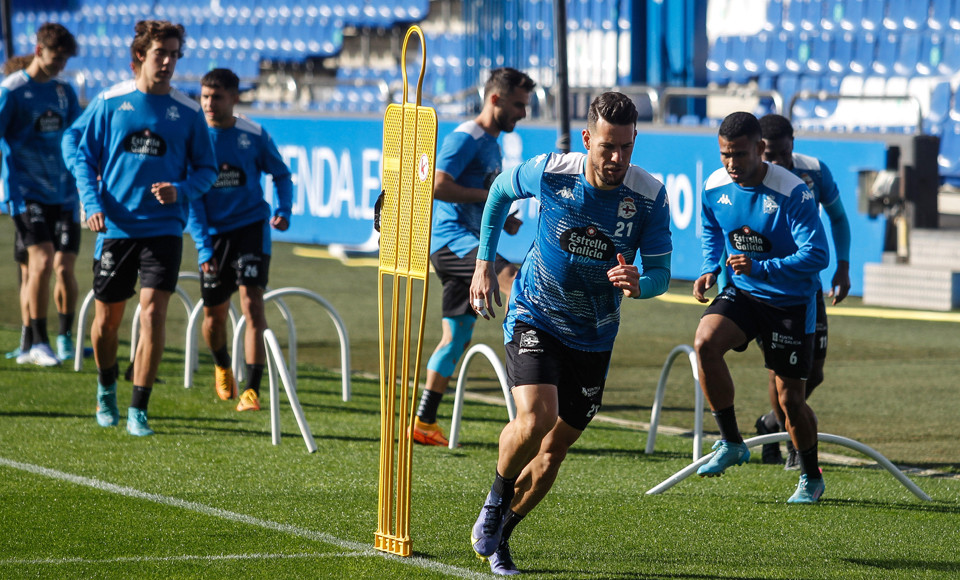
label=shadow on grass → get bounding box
[824,497,960,514]
[508,571,781,580]
[842,558,960,573]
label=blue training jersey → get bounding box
[0,70,81,211]
[74,81,217,248]
[186,116,293,258]
[791,152,850,263]
[700,162,829,306]
[430,120,503,257]
[485,152,673,351]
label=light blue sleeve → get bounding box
[822,196,851,263]
[62,101,96,176]
[699,190,725,278]
[75,98,105,216]
[636,252,671,299]
[173,111,218,201]
[186,196,214,264]
[477,169,521,262]
[261,130,293,221]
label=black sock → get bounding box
[246,364,264,395]
[19,325,33,352]
[212,345,231,369]
[501,509,524,542]
[131,385,152,410]
[98,363,120,387]
[799,442,821,478]
[712,405,743,444]
[30,318,50,346]
[416,389,444,424]
[58,312,74,336]
[762,411,780,432]
[492,471,516,504]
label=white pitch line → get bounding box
[0,552,364,566]
[0,457,491,579]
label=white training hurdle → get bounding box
[448,343,516,449]
[646,432,932,501]
[263,328,317,453]
[646,344,931,501]
[646,344,706,460]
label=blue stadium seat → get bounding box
[790,75,822,119]
[765,0,784,31]
[871,31,899,76]
[937,118,960,185]
[723,35,750,84]
[706,35,731,84]
[860,0,885,31]
[805,31,832,74]
[924,80,952,134]
[782,0,804,32]
[828,30,855,74]
[741,33,768,78]
[839,0,864,31]
[785,32,813,75]
[764,31,790,75]
[894,32,922,76]
[928,0,955,31]
[801,0,824,31]
[917,32,945,75]
[821,0,844,31]
[939,32,960,75]
[776,73,801,112]
[902,0,930,30]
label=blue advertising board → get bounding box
[241,115,890,296]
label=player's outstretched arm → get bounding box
[693,272,717,303]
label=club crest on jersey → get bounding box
[618,197,637,219]
[123,129,167,157]
[100,251,115,273]
[165,106,180,121]
[800,172,815,193]
[213,163,247,188]
[35,109,64,133]
[518,329,543,354]
[763,195,779,214]
[238,133,252,149]
[729,225,772,254]
[560,225,616,261]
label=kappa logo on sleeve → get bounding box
[122,129,167,157]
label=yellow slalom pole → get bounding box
[375,25,437,558]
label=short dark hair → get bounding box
[36,22,77,57]
[202,68,240,92]
[484,67,536,100]
[759,113,794,141]
[130,20,185,73]
[587,92,638,129]
[718,112,762,141]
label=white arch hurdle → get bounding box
[646,344,707,460]
[448,344,516,449]
[263,329,317,453]
[73,278,197,372]
[182,297,256,389]
[229,294,294,385]
[645,344,932,501]
[231,287,351,402]
[646,432,932,501]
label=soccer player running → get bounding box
[693,112,829,503]
[73,20,218,436]
[0,23,82,366]
[469,92,672,574]
[754,113,851,468]
[186,68,293,412]
[413,67,536,446]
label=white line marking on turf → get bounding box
[0,552,364,566]
[0,457,491,579]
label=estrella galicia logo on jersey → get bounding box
[617,197,637,219]
[560,226,616,261]
[729,225,772,254]
[165,106,180,121]
[123,130,167,157]
[35,110,64,133]
[213,164,247,188]
[763,195,779,214]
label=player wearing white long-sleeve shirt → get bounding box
[186,68,294,412]
[467,92,672,574]
[693,112,829,504]
[74,20,218,437]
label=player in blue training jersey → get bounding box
[0,23,81,367]
[693,112,829,504]
[754,113,852,468]
[186,68,293,412]
[412,67,535,447]
[73,20,218,437]
[468,92,672,574]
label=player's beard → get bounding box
[593,159,625,188]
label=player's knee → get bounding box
[426,315,475,377]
